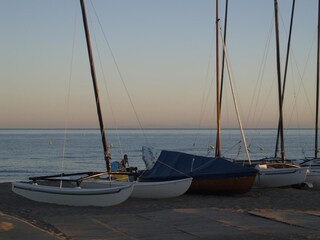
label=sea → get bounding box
[0,128,316,183]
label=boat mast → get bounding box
[274,0,286,161]
[80,0,111,171]
[215,0,222,157]
[219,0,228,106]
[316,0,320,158]
[275,0,295,158]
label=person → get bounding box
[121,154,129,169]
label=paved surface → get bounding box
[0,212,61,240]
[1,182,320,240]
[43,208,320,240]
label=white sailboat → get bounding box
[299,0,320,189]
[12,0,134,207]
[254,162,308,188]
[253,0,308,188]
[12,176,133,207]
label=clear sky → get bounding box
[0,0,318,129]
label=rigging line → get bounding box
[246,16,274,131]
[288,28,317,122]
[284,57,303,131]
[193,25,215,151]
[90,1,149,146]
[223,140,241,155]
[61,1,78,185]
[277,13,296,133]
[87,5,124,157]
[289,58,303,151]
[219,27,251,163]
[138,159,191,179]
[254,45,291,133]
[255,73,277,128]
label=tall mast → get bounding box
[219,0,228,106]
[215,0,222,157]
[274,0,286,161]
[275,0,295,158]
[316,0,320,158]
[80,0,111,171]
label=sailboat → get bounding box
[252,0,308,188]
[300,0,320,189]
[11,0,134,207]
[13,0,192,202]
[139,0,257,195]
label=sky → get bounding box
[0,0,319,129]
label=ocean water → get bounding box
[0,128,316,183]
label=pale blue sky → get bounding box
[0,0,318,129]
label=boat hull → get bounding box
[140,150,257,195]
[305,168,320,189]
[188,175,256,194]
[12,181,133,207]
[132,178,192,198]
[254,164,308,188]
[301,159,320,189]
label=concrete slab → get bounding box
[0,212,61,240]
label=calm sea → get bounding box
[0,128,316,183]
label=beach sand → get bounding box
[1,182,320,239]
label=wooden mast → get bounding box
[316,0,320,158]
[80,0,111,171]
[275,0,295,158]
[215,0,221,157]
[274,0,286,161]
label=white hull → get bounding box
[12,181,133,207]
[132,178,192,198]
[306,168,320,189]
[254,163,308,188]
[108,178,192,199]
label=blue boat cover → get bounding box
[139,150,257,181]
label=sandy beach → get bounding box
[1,182,320,239]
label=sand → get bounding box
[1,182,320,239]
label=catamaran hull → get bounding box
[104,178,192,199]
[12,181,133,207]
[188,175,256,194]
[254,165,308,188]
[132,178,192,198]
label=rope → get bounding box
[193,22,215,152]
[90,1,150,146]
[246,16,274,132]
[87,6,124,158]
[60,1,78,188]
[139,158,192,179]
[219,26,251,164]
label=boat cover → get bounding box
[139,150,257,181]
